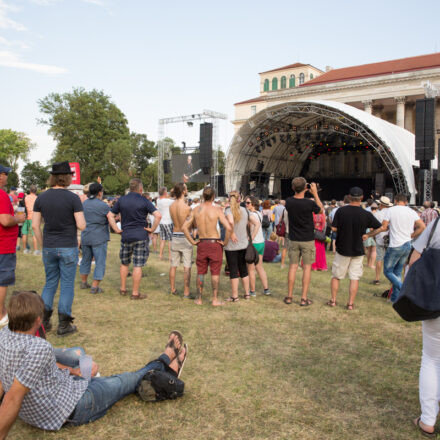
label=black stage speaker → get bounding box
[415,98,435,164]
[163,159,170,174]
[199,122,213,170]
[240,174,250,195]
[213,174,225,197]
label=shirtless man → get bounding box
[169,183,193,298]
[182,186,231,306]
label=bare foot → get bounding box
[194,298,203,305]
[212,299,224,306]
[169,345,187,376]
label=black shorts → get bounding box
[225,249,248,280]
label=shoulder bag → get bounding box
[245,209,260,265]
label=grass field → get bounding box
[6,236,428,439]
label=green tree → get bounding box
[21,161,50,191]
[131,133,156,176]
[0,129,34,171]
[38,88,132,187]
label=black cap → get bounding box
[88,182,103,199]
[349,187,363,197]
[50,161,74,175]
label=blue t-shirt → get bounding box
[111,192,157,243]
[81,198,110,246]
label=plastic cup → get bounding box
[79,354,93,381]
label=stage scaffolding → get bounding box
[157,110,227,192]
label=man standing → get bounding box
[328,187,382,309]
[111,178,161,299]
[156,187,174,260]
[169,183,193,298]
[284,178,323,306]
[0,165,26,329]
[381,193,425,302]
[80,183,121,294]
[22,185,39,255]
[371,196,392,285]
[182,187,231,306]
[420,201,438,226]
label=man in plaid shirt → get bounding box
[420,201,438,226]
[0,292,187,437]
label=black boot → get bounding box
[43,308,53,332]
[57,313,77,336]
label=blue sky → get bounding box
[1,0,440,165]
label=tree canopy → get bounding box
[0,129,34,171]
[20,161,50,192]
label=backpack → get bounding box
[276,208,286,237]
[262,213,270,229]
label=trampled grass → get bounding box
[7,237,426,439]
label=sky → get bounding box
[1,0,440,165]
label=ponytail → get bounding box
[228,191,241,223]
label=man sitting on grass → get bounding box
[0,292,187,437]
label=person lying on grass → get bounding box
[0,292,187,438]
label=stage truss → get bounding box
[226,101,415,199]
[157,110,227,192]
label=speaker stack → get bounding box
[199,122,213,174]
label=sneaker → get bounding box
[0,314,8,329]
[33,250,41,256]
[249,290,256,297]
[23,249,31,254]
[80,282,91,289]
[90,287,103,294]
[264,289,271,296]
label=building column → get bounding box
[373,104,384,119]
[404,101,415,133]
[362,100,373,114]
[395,96,406,128]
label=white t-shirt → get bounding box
[383,205,420,248]
[373,208,388,246]
[156,198,174,224]
[251,211,264,244]
[413,218,440,253]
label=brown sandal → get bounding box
[119,289,128,296]
[346,303,354,310]
[300,298,313,307]
[130,293,147,300]
[283,296,293,305]
[326,299,337,307]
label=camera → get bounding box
[306,183,311,189]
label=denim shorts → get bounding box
[0,253,16,286]
[119,240,149,267]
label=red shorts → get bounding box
[196,240,223,276]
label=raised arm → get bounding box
[0,379,29,440]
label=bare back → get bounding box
[170,198,191,233]
[194,202,222,239]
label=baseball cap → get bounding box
[88,182,103,199]
[18,192,25,199]
[349,187,363,197]
[0,165,11,174]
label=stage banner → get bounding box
[171,153,209,183]
[69,162,81,184]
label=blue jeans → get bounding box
[67,354,171,426]
[263,226,272,241]
[42,247,79,316]
[268,254,281,263]
[54,347,85,368]
[80,242,108,281]
[384,241,411,303]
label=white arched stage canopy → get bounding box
[225,100,418,202]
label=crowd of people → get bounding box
[1,160,440,436]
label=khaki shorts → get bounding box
[288,240,315,265]
[332,252,363,280]
[283,236,290,250]
[170,235,193,268]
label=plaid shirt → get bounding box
[420,208,438,226]
[0,327,88,431]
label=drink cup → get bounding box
[79,354,93,381]
[16,207,25,224]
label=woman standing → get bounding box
[246,196,270,296]
[311,211,327,271]
[224,191,258,301]
[261,200,273,241]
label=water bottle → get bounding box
[79,354,93,381]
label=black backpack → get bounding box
[262,213,270,229]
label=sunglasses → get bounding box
[245,201,252,205]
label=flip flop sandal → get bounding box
[119,289,128,296]
[177,343,188,379]
[414,417,436,438]
[130,293,147,300]
[346,303,355,310]
[225,296,239,302]
[300,298,313,307]
[283,297,293,305]
[167,330,184,358]
[326,299,337,307]
[243,294,251,300]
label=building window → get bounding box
[263,79,269,92]
[281,76,287,89]
[251,105,256,116]
[272,77,278,91]
[289,74,295,88]
[299,73,305,85]
[310,74,314,80]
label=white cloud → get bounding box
[0,50,66,74]
[0,36,30,49]
[81,0,104,6]
[0,0,26,31]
